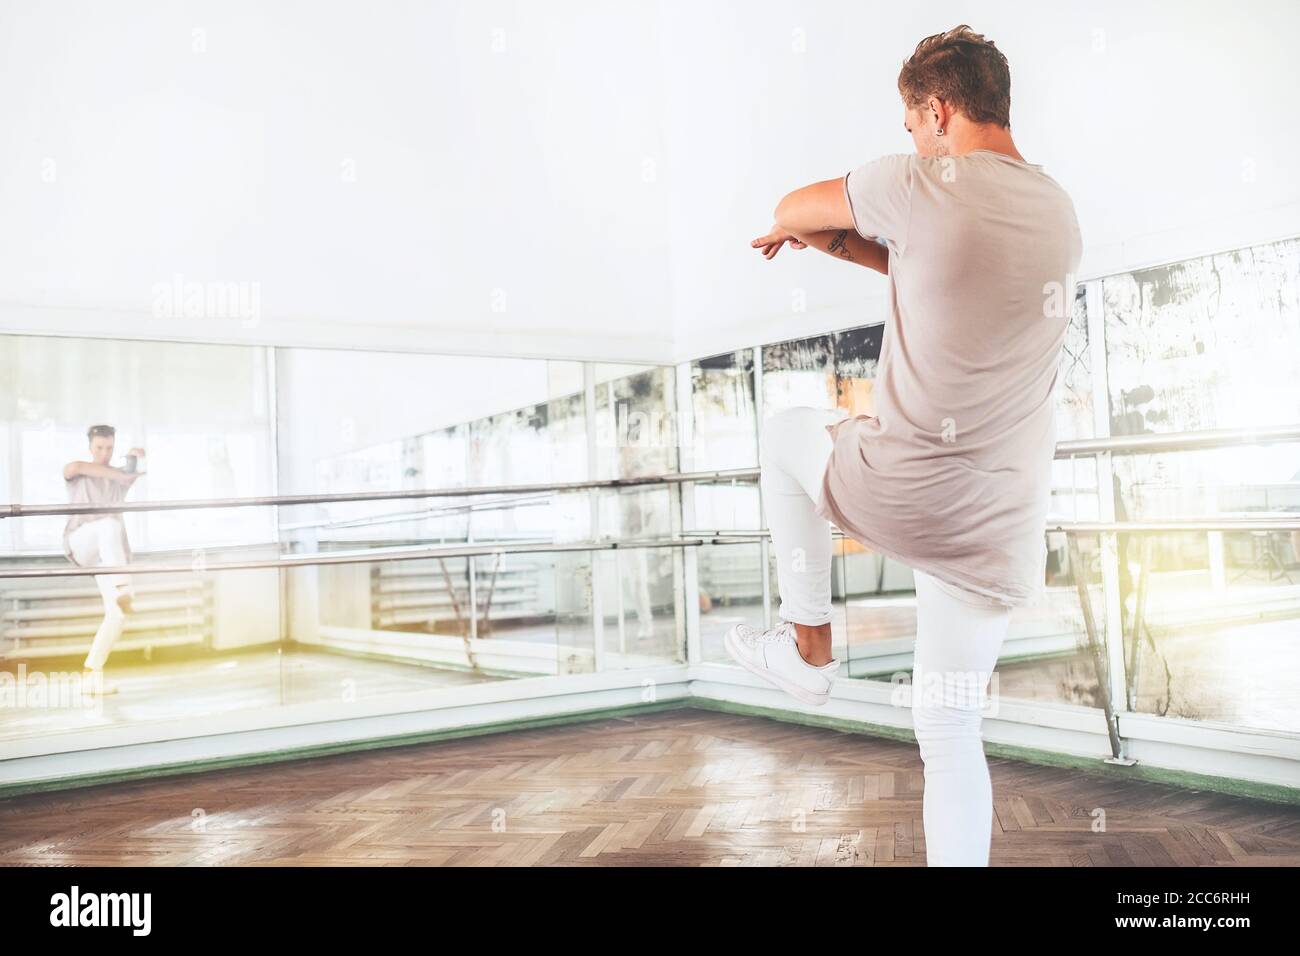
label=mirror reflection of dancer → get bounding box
[739,26,1082,866]
[63,424,144,695]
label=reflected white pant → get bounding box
[67,518,133,671]
[759,406,1013,866]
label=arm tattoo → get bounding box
[827,229,855,261]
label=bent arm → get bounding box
[774,178,854,234]
[789,227,888,274]
[64,461,137,484]
[773,179,888,275]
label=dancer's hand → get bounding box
[751,225,807,260]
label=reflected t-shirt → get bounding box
[63,473,132,566]
[815,150,1082,608]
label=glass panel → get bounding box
[592,364,678,479]
[687,347,761,658]
[1058,283,1095,442]
[543,391,589,484]
[985,533,1105,709]
[761,333,836,414]
[277,349,577,496]
[692,479,760,532]
[698,541,765,663]
[591,487,681,666]
[10,234,1297,761]
[278,350,680,693]
[277,350,589,550]
[1,562,283,738]
[280,549,595,703]
[1112,442,1300,523]
[0,335,274,555]
[1102,237,1300,435]
[1107,444,1300,733]
[689,349,757,470]
[1117,526,1298,733]
[839,537,916,678]
[832,325,884,418]
[553,550,596,676]
[0,335,278,742]
[1093,233,1300,733]
[2,339,688,751]
[592,546,682,667]
[686,351,764,656]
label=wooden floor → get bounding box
[1,708,1297,866]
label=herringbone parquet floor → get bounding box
[2,707,1297,866]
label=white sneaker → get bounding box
[724,621,841,707]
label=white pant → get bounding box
[759,407,1013,866]
[67,518,133,671]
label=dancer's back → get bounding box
[817,149,1082,608]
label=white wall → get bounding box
[2,1,1296,366]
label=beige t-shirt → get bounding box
[816,150,1082,608]
[63,473,132,566]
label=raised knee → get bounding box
[759,409,792,457]
[759,407,813,465]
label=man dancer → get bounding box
[63,424,145,695]
[734,26,1082,865]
